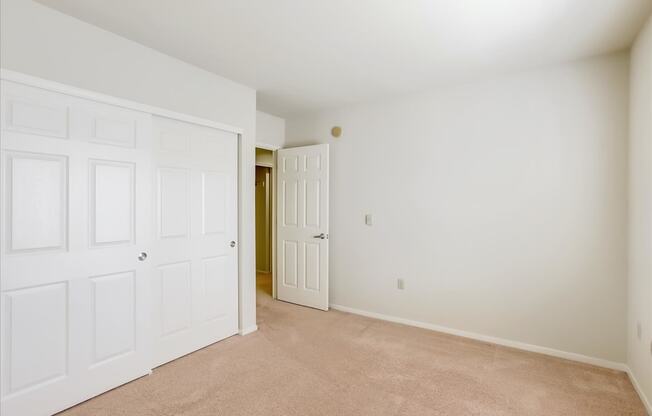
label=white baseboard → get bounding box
[329,304,626,371]
[626,367,652,415]
[239,325,258,336]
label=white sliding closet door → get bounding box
[0,80,152,416]
[151,116,239,368]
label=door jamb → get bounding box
[255,142,280,299]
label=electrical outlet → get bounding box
[397,278,404,290]
[637,322,642,340]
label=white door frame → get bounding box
[0,69,249,334]
[255,142,280,299]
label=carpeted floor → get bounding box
[60,272,646,415]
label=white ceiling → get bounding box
[37,0,652,116]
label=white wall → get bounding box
[286,52,630,363]
[256,110,286,149]
[0,0,258,332]
[628,14,652,409]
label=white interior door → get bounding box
[276,144,329,310]
[150,116,239,367]
[0,80,152,416]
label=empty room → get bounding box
[1,0,651,415]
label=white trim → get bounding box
[239,325,258,336]
[0,68,243,134]
[255,141,282,151]
[329,304,627,371]
[255,162,273,168]
[627,367,652,415]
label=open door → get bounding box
[276,144,329,310]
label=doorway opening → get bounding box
[255,147,274,301]
[255,143,329,311]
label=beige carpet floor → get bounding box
[60,272,646,416]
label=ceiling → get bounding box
[37,0,652,116]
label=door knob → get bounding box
[313,233,327,240]
[230,241,236,248]
[138,252,148,261]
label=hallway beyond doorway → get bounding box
[257,272,272,298]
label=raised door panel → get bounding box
[90,160,134,247]
[304,180,320,229]
[282,180,298,227]
[202,172,227,235]
[158,168,190,239]
[92,118,136,148]
[5,152,68,253]
[159,131,190,154]
[3,282,68,396]
[304,242,320,291]
[305,154,321,172]
[282,155,298,173]
[9,102,68,138]
[201,256,227,321]
[71,102,147,148]
[90,271,135,366]
[159,262,192,336]
[1,82,69,139]
[282,241,298,288]
[193,129,236,168]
